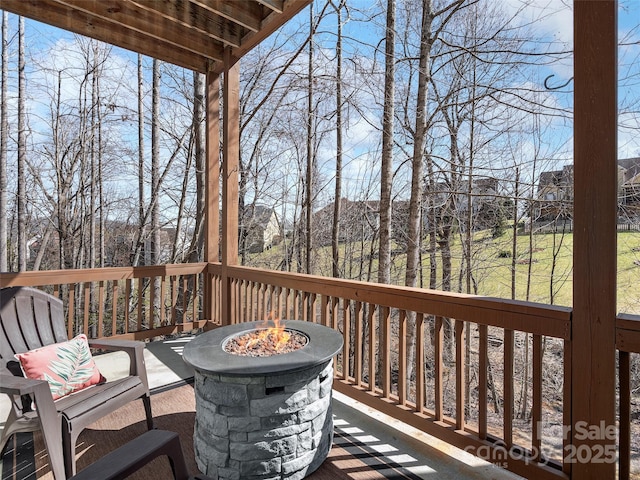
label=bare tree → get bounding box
[0,11,8,271]
[304,2,316,275]
[132,54,146,267]
[378,0,396,286]
[331,0,345,279]
[17,16,26,271]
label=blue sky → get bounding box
[4,0,640,184]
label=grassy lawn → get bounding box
[247,229,640,315]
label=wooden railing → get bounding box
[616,313,640,480]
[213,264,572,480]
[0,263,212,340]
[5,263,638,479]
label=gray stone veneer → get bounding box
[193,359,334,480]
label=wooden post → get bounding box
[221,48,240,326]
[572,1,617,478]
[204,71,220,322]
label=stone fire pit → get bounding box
[182,320,343,480]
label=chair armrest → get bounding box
[88,338,144,355]
[0,373,49,396]
[88,339,149,388]
[0,374,59,424]
[68,429,212,480]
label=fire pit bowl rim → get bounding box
[182,320,343,377]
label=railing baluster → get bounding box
[252,281,256,321]
[231,278,238,324]
[415,312,424,413]
[243,280,249,322]
[354,301,363,388]
[293,290,299,319]
[193,274,199,322]
[398,310,407,405]
[381,306,391,399]
[332,297,339,330]
[258,283,264,319]
[149,276,156,330]
[455,319,465,430]
[563,339,572,476]
[302,292,309,322]
[504,329,514,447]
[137,278,144,331]
[321,295,329,327]
[532,334,542,462]
[160,276,166,326]
[619,350,630,480]
[478,323,488,440]
[83,282,90,336]
[342,298,350,381]
[98,281,105,337]
[170,278,177,327]
[263,283,269,319]
[284,287,289,319]
[267,284,274,317]
[435,316,443,421]
[111,282,118,335]
[182,276,188,323]
[68,285,76,338]
[257,283,264,320]
[368,306,376,393]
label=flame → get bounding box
[259,312,291,352]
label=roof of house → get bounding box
[243,205,276,228]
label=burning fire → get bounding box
[225,313,308,357]
[249,315,290,352]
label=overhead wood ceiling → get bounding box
[0,0,312,73]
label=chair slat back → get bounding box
[0,287,68,372]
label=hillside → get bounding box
[246,230,640,315]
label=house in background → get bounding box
[535,157,640,228]
[314,177,503,249]
[313,198,379,247]
[240,205,280,253]
[618,157,640,220]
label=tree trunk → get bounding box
[0,12,8,271]
[133,53,146,267]
[405,0,433,388]
[17,16,26,271]
[378,0,395,286]
[151,59,161,324]
[305,2,315,276]
[331,0,345,279]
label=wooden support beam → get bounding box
[204,71,220,321]
[571,1,617,478]
[221,47,240,325]
[205,72,220,264]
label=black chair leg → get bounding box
[143,394,154,430]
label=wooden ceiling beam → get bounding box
[256,0,284,14]
[132,0,242,48]
[57,0,227,57]
[0,0,313,74]
[193,0,262,33]
[224,0,308,72]
[1,0,212,71]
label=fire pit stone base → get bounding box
[193,359,335,480]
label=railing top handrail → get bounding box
[212,263,572,339]
[617,312,640,331]
[0,262,209,288]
